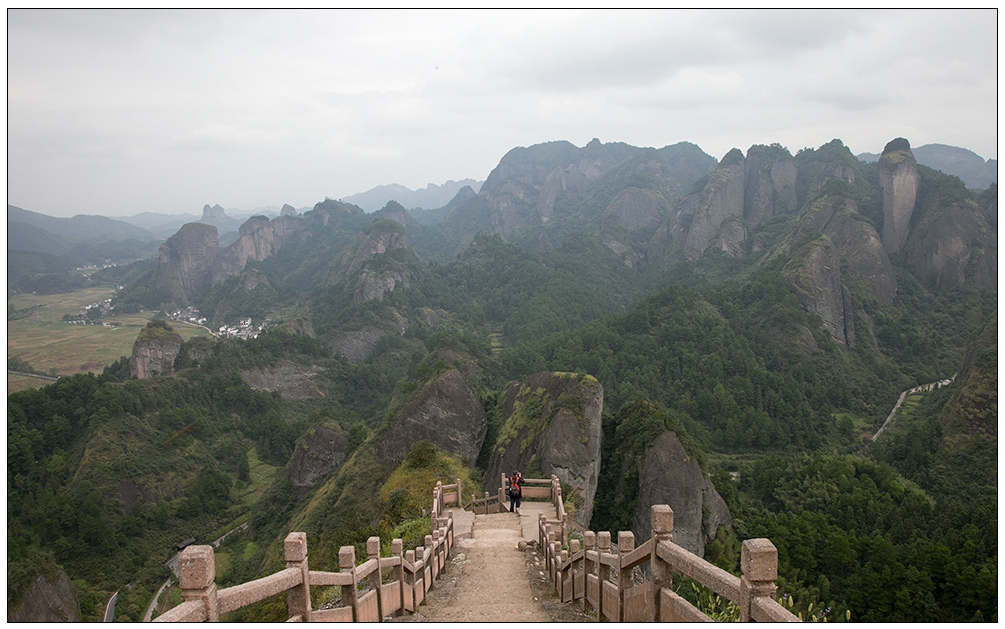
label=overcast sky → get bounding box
[7,9,999,218]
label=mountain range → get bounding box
[7,135,998,623]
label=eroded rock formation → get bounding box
[289,424,349,489]
[129,321,183,379]
[879,138,919,254]
[630,430,732,557]
[153,222,218,303]
[7,570,80,623]
[485,371,604,527]
[376,368,487,465]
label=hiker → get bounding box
[507,470,524,512]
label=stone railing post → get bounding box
[557,549,569,596]
[598,531,612,619]
[178,545,218,622]
[392,539,404,617]
[617,531,635,622]
[404,549,416,612]
[284,532,311,622]
[455,478,462,507]
[339,546,358,621]
[650,505,674,623]
[584,531,598,615]
[570,539,582,602]
[739,539,778,622]
[425,534,437,588]
[484,492,491,515]
[367,536,382,619]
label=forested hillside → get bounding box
[7,137,996,622]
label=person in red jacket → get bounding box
[507,470,523,512]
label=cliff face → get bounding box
[879,138,920,254]
[329,219,411,298]
[289,424,349,490]
[485,372,604,527]
[682,150,746,261]
[153,222,218,303]
[129,322,184,379]
[7,570,80,622]
[903,199,998,290]
[630,430,731,557]
[241,361,325,400]
[784,237,856,347]
[212,215,302,284]
[375,368,487,465]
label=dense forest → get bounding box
[7,138,997,622]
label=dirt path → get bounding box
[396,505,592,622]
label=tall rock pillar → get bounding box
[878,138,919,254]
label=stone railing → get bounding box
[541,504,800,622]
[154,488,458,622]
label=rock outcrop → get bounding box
[289,424,349,490]
[129,320,183,379]
[328,219,411,296]
[878,138,919,254]
[376,369,487,465]
[280,203,298,216]
[485,372,604,527]
[7,569,80,623]
[241,361,325,400]
[784,237,856,347]
[682,149,747,260]
[153,222,218,303]
[212,215,302,284]
[630,430,731,557]
[903,196,998,290]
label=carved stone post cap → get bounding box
[339,545,356,569]
[284,532,307,563]
[741,538,778,582]
[651,504,674,535]
[392,539,403,555]
[484,491,490,498]
[367,536,381,558]
[424,534,434,546]
[570,540,581,553]
[583,531,596,547]
[598,531,612,550]
[405,549,416,562]
[618,531,635,552]
[179,545,215,590]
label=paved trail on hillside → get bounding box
[396,503,591,622]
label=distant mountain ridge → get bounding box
[858,143,997,189]
[340,179,484,212]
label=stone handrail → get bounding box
[544,504,800,622]
[154,486,458,622]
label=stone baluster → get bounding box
[425,534,436,587]
[583,531,597,614]
[392,539,404,617]
[570,539,582,602]
[484,492,490,516]
[617,531,635,622]
[597,531,612,619]
[650,505,674,622]
[455,478,462,507]
[558,549,569,595]
[284,532,311,622]
[178,545,218,622]
[404,549,416,612]
[739,539,779,622]
[367,536,382,619]
[339,546,358,621]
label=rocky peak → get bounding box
[376,368,487,465]
[329,219,411,294]
[153,222,218,303]
[289,424,349,490]
[484,372,604,527]
[212,214,302,284]
[129,320,183,379]
[280,203,298,216]
[201,203,229,226]
[682,149,747,261]
[879,137,919,254]
[631,430,731,557]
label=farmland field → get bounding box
[8,286,211,394]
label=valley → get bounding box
[7,136,996,623]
